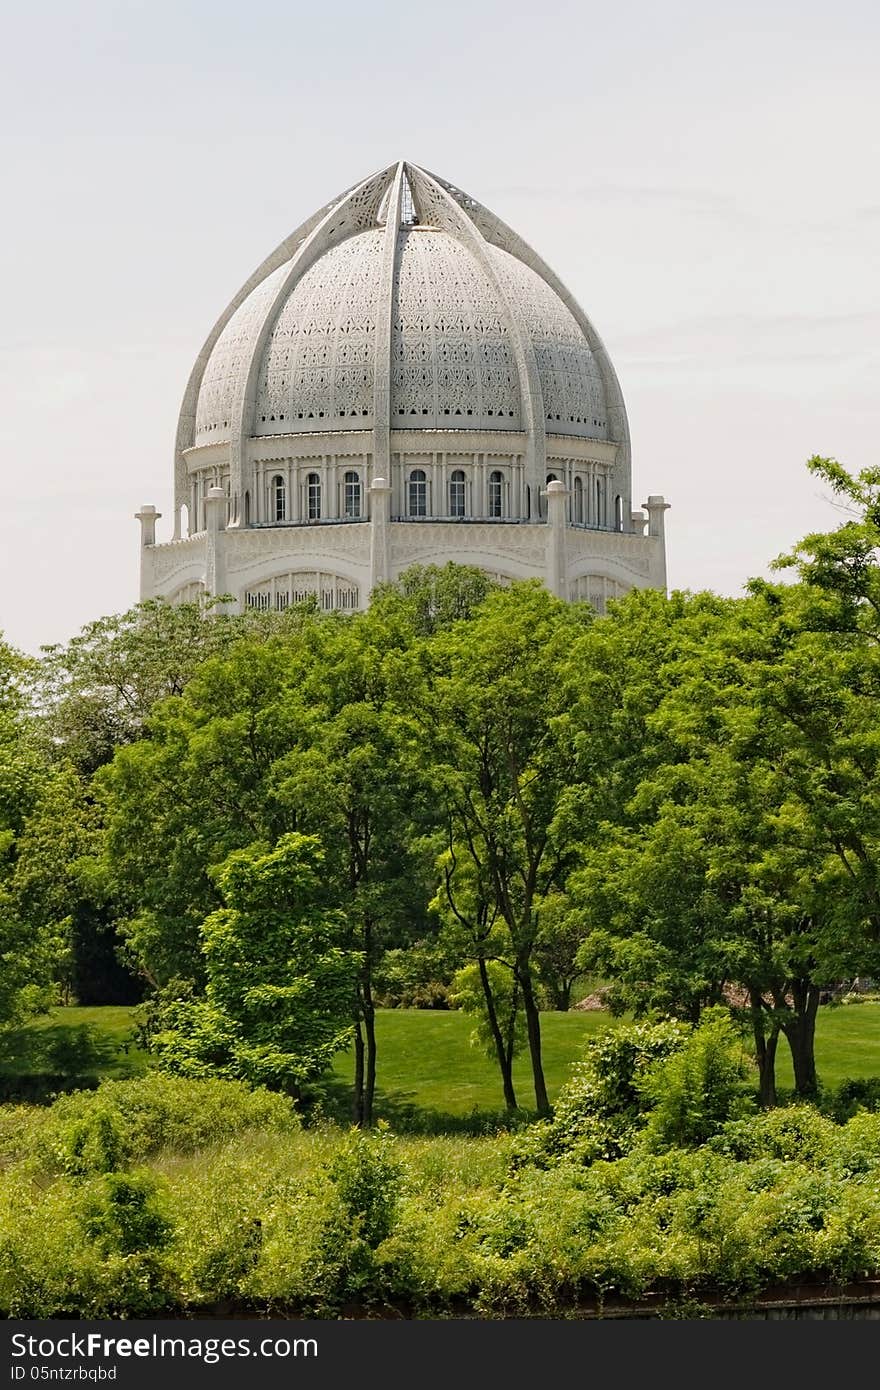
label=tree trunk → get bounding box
[477,956,518,1111]
[760,1027,780,1108]
[781,981,821,1098]
[363,983,377,1130]
[352,1017,365,1126]
[518,960,549,1116]
[748,991,779,1108]
[550,978,571,1011]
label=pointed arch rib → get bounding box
[226,164,397,525]
[372,162,406,488]
[173,163,397,535]
[419,166,631,487]
[404,164,546,517]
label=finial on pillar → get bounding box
[204,486,227,533]
[135,504,161,548]
[543,479,569,598]
[204,487,228,599]
[641,495,671,594]
[369,477,393,593]
[643,495,670,541]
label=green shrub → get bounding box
[710,1105,838,1165]
[372,943,453,1009]
[0,1105,48,1164]
[639,1010,752,1150]
[287,1125,407,1312]
[79,1171,171,1255]
[39,1074,298,1175]
[0,1167,176,1317]
[327,1125,403,1249]
[835,1111,880,1176]
[513,1018,688,1168]
[5,1084,880,1317]
[55,1097,130,1175]
[823,1077,880,1123]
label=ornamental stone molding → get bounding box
[139,161,668,614]
[225,522,372,567]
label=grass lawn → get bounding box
[4,1001,880,1124]
[0,1005,148,1086]
[327,1008,614,1125]
[774,1000,880,1092]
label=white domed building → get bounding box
[136,161,668,614]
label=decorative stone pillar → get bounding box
[543,479,569,599]
[204,485,229,601]
[134,504,161,601]
[369,476,392,595]
[630,509,647,536]
[643,494,670,591]
[644,494,670,540]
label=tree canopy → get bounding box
[3,468,880,1117]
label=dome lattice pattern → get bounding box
[187,162,620,449]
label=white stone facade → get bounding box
[138,161,668,613]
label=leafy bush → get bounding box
[513,1019,688,1168]
[327,1125,403,1248]
[37,1074,298,1175]
[823,1077,880,1123]
[710,1105,838,1165]
[0,1165,177,1317]
[372,943,453,1009]
[288,1125,408,1313]
[5,1083,880,1316]
[79,1171,171,1255]
[639,1010,752,1150]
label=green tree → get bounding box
[10,766,140,1005]
[449,958,524,1102]
[572,576,880,1103]
[150,835,357,1092]
[533,891,586,1011]
[431,847,522,1110]
[38,597,312,775]
[275,697,432,1126]
[0,635,56,1027]
[369,563,499,638]
[98,634,317,986]
[406,582,590,1114]
[775,456,880,630]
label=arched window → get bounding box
[615,494,623,532]
[307,473,321,521]
[343,471,361,519]
[596,477,604,528]
[574,476,584,525]
[449,469,466,517]
[273,474,286,523]
[408,469,427,517]
[244,491,251,527]
[488,470,504,518]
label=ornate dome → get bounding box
[194,224,609,444]
[143,163,668,620]
[177,161,628,471]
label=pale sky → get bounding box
[1,0,878,653]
